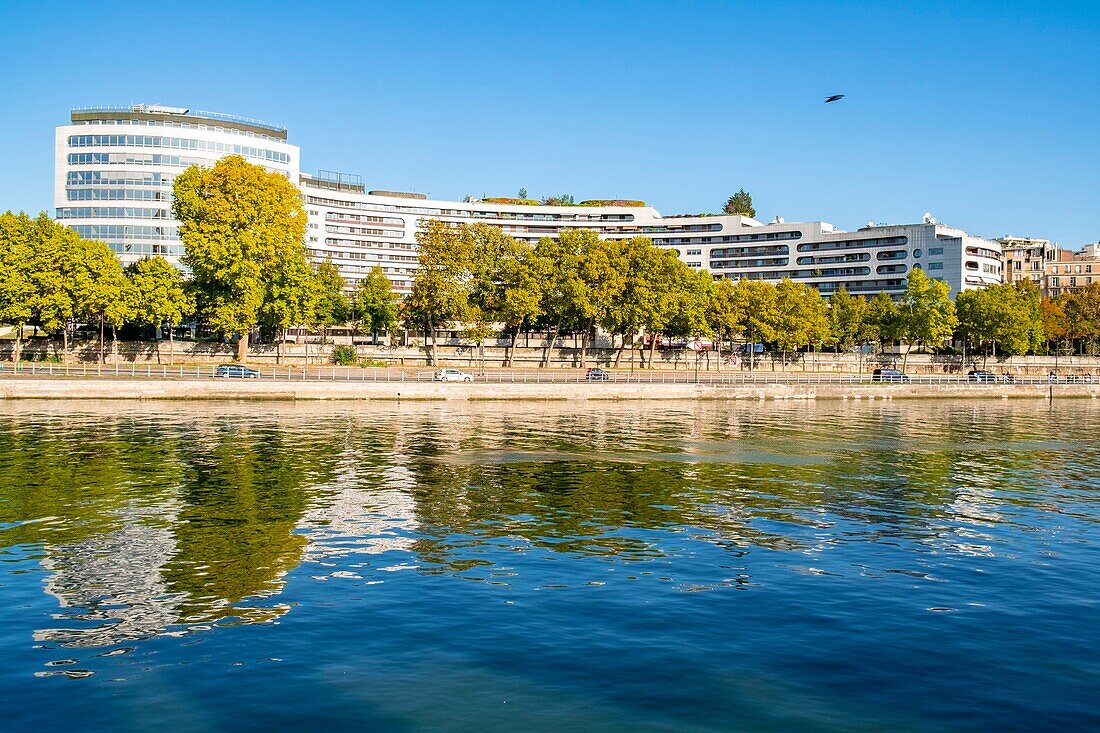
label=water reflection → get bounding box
[1,400,1098,664]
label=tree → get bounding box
[355,267,399,344]
[773,279,830,369]
[729,279,779,370]
[68,237,128,364]
[407,219,474,365]
[533,230,588,368]
[173,155,309,361]
[723,189,756,218]
[898,268,957,369]
[706,278,743,364]
[827,287,871,353]
[956,282,1043,362]
[867,291,902,353]
[0,212,36,363]
[1040,296,1070,354]
[311,260,349,345]
[573,233,626,368]
[126,256,193,364]
[517,188,528,200]
[1066,282,1100,355]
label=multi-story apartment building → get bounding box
[1046,249,1100,297]
[54,105,300,266]
[57,105,1002,297]
[1001,236,1055,289]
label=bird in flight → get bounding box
[824,94,845,103]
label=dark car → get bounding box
[216,364,260,379]
[585,368,610,382]
[872,368,911,383]
[968,370,997,383]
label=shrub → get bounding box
[360,359,389,368]
[332,345,357,366]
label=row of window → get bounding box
[325,225,403,238]
[68,135,291,164]
[107,242,184,256]
[56,206,170,220]
[325,212,404,227]
[67,188,168,201]
[72,225,178,241]
[68,152,208,168]
[324,237,415,250]
[796,236,909,253]
[67,171,172,187]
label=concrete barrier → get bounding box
[0,379,1095,401]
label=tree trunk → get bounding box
[169,327,175,365]
[427,318,437,366]
[648,331,658,370]
[99,315,105,365]
[111,324,118,365]
[236,331,248,362]
[613,331,627,368]
[541,319,561,368]
[505,325,517,367]
[579,316,594,369]
[13,328,22,364]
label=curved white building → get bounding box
[299,175,1002,297]
[55,105,299,265]
[55,105,1000,297]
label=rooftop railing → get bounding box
[71,106,286,135]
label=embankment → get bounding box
[0,379,1094,401]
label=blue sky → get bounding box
[1,0,1097,244]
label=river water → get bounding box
[0,400,1097,732]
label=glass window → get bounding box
[913,249,922,258]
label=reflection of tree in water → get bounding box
[164,420,335,624]
[0,411,339,649]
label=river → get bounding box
[0,400,1097,731]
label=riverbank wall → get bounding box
[1,379,1094,401]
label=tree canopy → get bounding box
[723,189,756,218]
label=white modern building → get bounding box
[55,105,299,265]
[301,175,1002,297]
[56,105,1001,296]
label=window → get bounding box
[1070,277,1077,287]
[1052,276,1060,286]
[687,262,701,268]
[686,249,702,256]
[928,262,944,270]
[913,249,922,258]
[928,247,943,255]
[1014,261,1022,270]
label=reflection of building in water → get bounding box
[299,447,420,563]
[37,499,184,648]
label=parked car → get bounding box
[434,368,474,383]
[872,368,911,383]
[585,368,610,381]
[968,369,997,383]
[216,364,260,379]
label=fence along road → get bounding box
[0,362,1093,386]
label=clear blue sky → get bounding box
[1,0,1097,244]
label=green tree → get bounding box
[773,279,830,370]
[67,237,129,364]
[898,268,957,369]
[311,260,349,345]
[355,266,400,344]
[827,287,871,353]
[867,291,902,353]
[730,279,779,370]
[533,230,588,368]
[0,212,36,363]
[173,155,309,361]
[126,256,193,364]
[723,189,756,218]
[573,233,627,369]
[706,278,743,364]
[407,219,475,365]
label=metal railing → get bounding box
[0,362,1091,387]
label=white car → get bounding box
[433,368,474,382]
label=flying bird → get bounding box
[824,94,845,103]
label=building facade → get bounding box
[57,105,1001,297]
[54,105,299,266]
